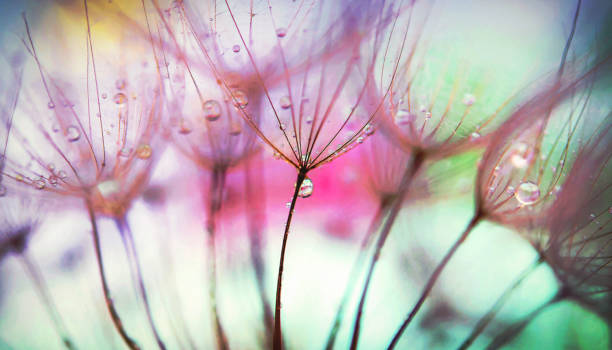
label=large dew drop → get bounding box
[515,181,539,205]
[203,100,222,121]
[280,96,292,109]
[298,178,314,198]
[113,93,127,105]
[276,27,287,38]
[66,126,81,142]
[232,90,248,108]
[136,144,152,159]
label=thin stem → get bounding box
[273,170,307,350]
[244,157,275,349]
[85,201,142,350]
[485,291,564,350]
[206,168,230,350]
[387,213,483,350]
[324,201,389,350]
[349,152,425,350]
[457,256,544,350]
[18,253,77,350]
[115,217,167,350]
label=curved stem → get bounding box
[19,253,77,349]
[273,170,307,350]
[387,213,482,350]
[244,157,275,349]
[457,256,543,350]
[206,168,230,350]
[325,201,388,350]
[485,291,564,350]
[85,201,141,350]
[115,217,167,350]
[349,152,425,350]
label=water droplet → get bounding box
[203,100,222,121]
[113,93,127,105]
[298,178,313,198]
[178,119,192,134]
[506,185,515,194]
[273,152,281,160]
[280,96,292,109]
[48,176,58,186]
[357,136,364,143]
[101,93,108,99]
[119,147,131,157]
[463,93,476,106]
[232,90,248,108]
[515,181,539,205]
[52,124,61,133]
[510,142,532,169]
[395,109,415,125]
[229,122,242,136]
[66,126,81,142]
[425,112,432,119]
[469,132,481,141]
[34,179,46,190]
[285,202,291,208]
[589,213,596,219]
[58,170,67,179]
[305,116,313,124]
[276,27,287,38]
[115,79,126,90]
[135,144,152,159]
[279,123,286,131]
[48,101,55,109]
[419,105,427,113]
[232,45,240,53]
[97,180,120,197]
[364,124,375,136]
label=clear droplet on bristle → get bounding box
[34,179,46,190]
[115,79,126,90]
[305,116,313,124]
[273,152,281,160]
[298,178,314,198]
[52,123,60,133]
[135,144,152,159]
[506,185,515,194]
[203,100,222,121]
[515,181,539,205]
[280,96,292,109]
[364,124,375,136]
[48,101,55,109]
[178,119,192,134]
[113,93,127,105]
[470,132,481,141]
[511,142,532,169]
[276,27,287,38]
[425,112,432,119]
[279,123,286,131]
[395,109,415,125]
[229,122,242,136]
[232,90,248,108]
[463,93,476,106]
[232,45,240,53]
[357,136,364,143]
[66,125,81,142]
[285,202,291,208]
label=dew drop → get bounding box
[515,181,539,205]
[425,112,432,119]
[364,124,375,136]
[66,126,81,142]
[279,123,286,131]
[276,27,287,38]
[305,116,313,124]
[357,136,364,143]
[469,131,481,141]
[113,93,127,105]
[273,151,281,160]
[298,178,313,198]
[52,123,61,133]
[395,109,415,125]
[135,144,152,159]
[115,79,126,90]
[178,119,192,134]
[48,101,55,109]
[463,93,476,106]
[285,202,291,208]
[232,44,240,53]
[102,93,108,99]
[232,90,248,108]
[280,96,292,109]
[34,179,46,190]
[506,185,515,195]
[203,100,222,121]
